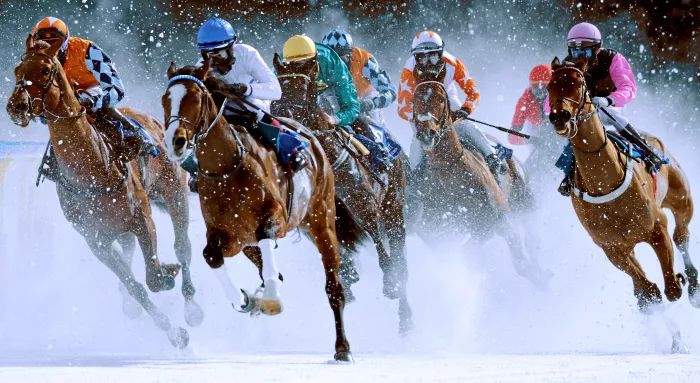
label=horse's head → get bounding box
[6,35,66,127]
[548,57,589,137]
[412,65,449,151]
[270,52,317,122]
[162,61,212,163]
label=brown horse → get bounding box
[162,62,353,362]
[5,37,201,348]
[269,53,414,335]
[548,58,696,350]
[410,64,549,288]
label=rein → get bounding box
[413,80,452,146]
[166,74,246,179]
[550,66,597,140]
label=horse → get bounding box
[5,37,201,348]
[409,63,549,289]
[548,57,696,351]
[161,62,353,362]
[269,53,414,335]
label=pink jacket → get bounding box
[544,52,637,114]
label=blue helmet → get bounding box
[197,17,237,51]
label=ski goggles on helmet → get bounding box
[414,51,441,66]
[34,28,66,42]
[204,47,229,59]
[569,47,595,59]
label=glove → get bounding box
[359,98,375,113]
[324,113,340,125]
[77,87,102,109]
[592,96,613,108]
[453,107,470,121]
[227,83,249,96]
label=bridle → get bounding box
[413,80,452,145]
[549,66,597,141]
[14,51,86,122]
[165,74,245,179]
[275,72,316,126]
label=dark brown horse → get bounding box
[162,62,353,362]
[270,53,414,335]
[410,64,549,289]
[548,57,696,352]
[6,37,200,348]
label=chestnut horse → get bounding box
[162,63,352,362]
[410,64,549,288]
[270,53,413,335]
[5,38,201,348]
[548,58,696,350]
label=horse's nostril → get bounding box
[174,137,186,150]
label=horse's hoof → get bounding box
[333,351,354,364]
[672,333,690,354]
[399,319,415,337]
[635,284,663,314]
[665,284,683,302]
[167,326,189,349]
[259,298,283,316]
[344,287,356,303]
[184,299,204,327]
[383,284,401,300]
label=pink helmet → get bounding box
[567,22,601,47]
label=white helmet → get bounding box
[411,31,444,54]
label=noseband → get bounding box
[14,51,86,122]
[550,66,597,138]
[413,80,451,144]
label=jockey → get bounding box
[508,64,551,145]
[32,17,157,181]
[281,35,361,142]
[184,17,308,192]
[555,22,666,196]
[398,31,507,176]
[321,29,396,170]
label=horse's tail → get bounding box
[334,197,368,254]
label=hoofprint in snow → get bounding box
[1,353,700,383]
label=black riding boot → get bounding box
[180,153,199,193]
[618,123,668,170]
[37,144,60,183]
[100,108,159,158]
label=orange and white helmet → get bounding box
[411,31,444,54]
[32,17,69,42]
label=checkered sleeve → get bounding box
[363,56,396,108]
[84,43,125,109]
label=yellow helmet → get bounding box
[283,35,317,62]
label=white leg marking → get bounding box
[213,262,246,310]
[260,238,281,300]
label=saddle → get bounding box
[606,131,665,174]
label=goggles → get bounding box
[569,47,594,59]
[34,28,65,42]
[414,51,441,66]
[205,48,229,59]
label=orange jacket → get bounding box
[61,37,99,91]
[397,50,480,121]
[349,47,373,97]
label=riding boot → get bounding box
[253,119,308,173]
[37,144,60,183]
[555,143,575,196]
[618,123,668,170]
[100,108,160,158]
[180,153,199,193]
[352,118,392,170]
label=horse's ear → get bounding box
[195,59,210,81]
[44,39,63,57]
[25,33,34,52]
[273,52,284,71]
[167,61,177,78]
[551,56,562,71]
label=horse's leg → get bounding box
[86,235,188,348]
[602,245,662,312]
[663,166,698,306]
[204,230,256,313]
[308,200,352,363]
[116,233,142,319]
[647,213,683,302]
[243,245,284,288]
[256,238,285,316]
[338,248,359,303]
[163,190,203,327]
[133,211,179,293]
[496,216,551,290]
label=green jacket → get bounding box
[315,43,360,126]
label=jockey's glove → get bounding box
[592,96,614,108]
[77,87,102,110]
[227,83,249,97]
[359,98,375,113]
[453,107,470,121]
[324,113,340,126]
[511,124,523,132]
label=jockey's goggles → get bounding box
[414,51,441,66]
[34,28,66,43]
[568,47,595,59]
[205,48,229,59]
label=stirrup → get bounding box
[558,177,572,197]
[187,175,198,193]
[288,150,308,173]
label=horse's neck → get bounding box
[197,102,240,175]
[571,112,626,194]
[430,124,464,164]
[47,69,110,179]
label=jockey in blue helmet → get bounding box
[180,17,308,192]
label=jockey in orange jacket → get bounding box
[398,31,507,176]
[32,17,157,181]
[508,64,552,145]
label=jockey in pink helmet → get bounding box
[554,22,667,196]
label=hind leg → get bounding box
[647,213,683,302]
[87,235,188,349]
[339,248,360,303]
[497,217,551,290]
[603,244,662,312]
[116,233,142,319]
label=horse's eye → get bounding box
[41,67,50,76]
